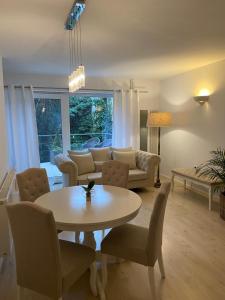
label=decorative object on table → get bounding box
[65,0,86,93]
[147,111,172,188]
[82,180,95,201]
[197,148,225,219]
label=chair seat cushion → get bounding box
[101,224,149,266]
[60,240,95,292]
[128,169,148,181]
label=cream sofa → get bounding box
[55,150,160,189]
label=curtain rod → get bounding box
[4,86,114,92]
[4,85,148,93]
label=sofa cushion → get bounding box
[110,147,132,152]
[78,172,102,184]
[68,149,89,156]
[112,151,137,169]
[89,147,111,161]
[94,161,104,172]
[128,169,148,181]
[70,153,95,175]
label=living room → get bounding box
[1,1,225,300]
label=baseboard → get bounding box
[161,173,220,203]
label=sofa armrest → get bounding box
[54,154,78,186]
[136,151,160,184]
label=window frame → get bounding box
[34,91,113,156]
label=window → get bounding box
[34,91,113,183]
[34,98,63,163]
[69,94,113,150]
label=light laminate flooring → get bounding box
[1,183,225,300]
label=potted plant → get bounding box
[197,148,225,220]
[82,181,95,201]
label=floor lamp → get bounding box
[147,112,172,188]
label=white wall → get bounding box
[0,57,9,184]
[160,59,225,177]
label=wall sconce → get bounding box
[194,95,209,105]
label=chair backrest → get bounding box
[146,182,171,266]
[6,202,62,299]
[16,168,50,202]
[102,160,129,188]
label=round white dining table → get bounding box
[36,185,142,300]
[35,184,142,233]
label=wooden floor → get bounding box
[1,183,225,300]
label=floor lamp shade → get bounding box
[147,112,172,188]
[147,112,172,128]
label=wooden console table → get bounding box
[171,168,224,211]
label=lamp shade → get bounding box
[147,112,172,127]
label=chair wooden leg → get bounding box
[101,254,108,288]
[148,267,157,299]
[158,248,165,279]
[90,262,97,296]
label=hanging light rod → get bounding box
[65,0,86,30]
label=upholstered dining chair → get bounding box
[6,202,97,300]
[102,160,129,188]
[101,182,171,299]
[16,168,50,202]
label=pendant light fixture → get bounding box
[65,1,86,93]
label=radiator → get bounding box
[0,170,16,256]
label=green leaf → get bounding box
[197,148,225,186]
[88,181,95,190]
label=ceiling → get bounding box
[1,0,225,79]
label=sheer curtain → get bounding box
[112,89,140,149]
[4,85,40,172]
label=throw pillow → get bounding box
[70,153,95,175]
[112,151,137,169]
[89,147,111,161]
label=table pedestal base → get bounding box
[82,231,106,300]
[83,231,97,249]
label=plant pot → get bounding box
[220,192,225,220]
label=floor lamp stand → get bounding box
[154,127,161,188]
